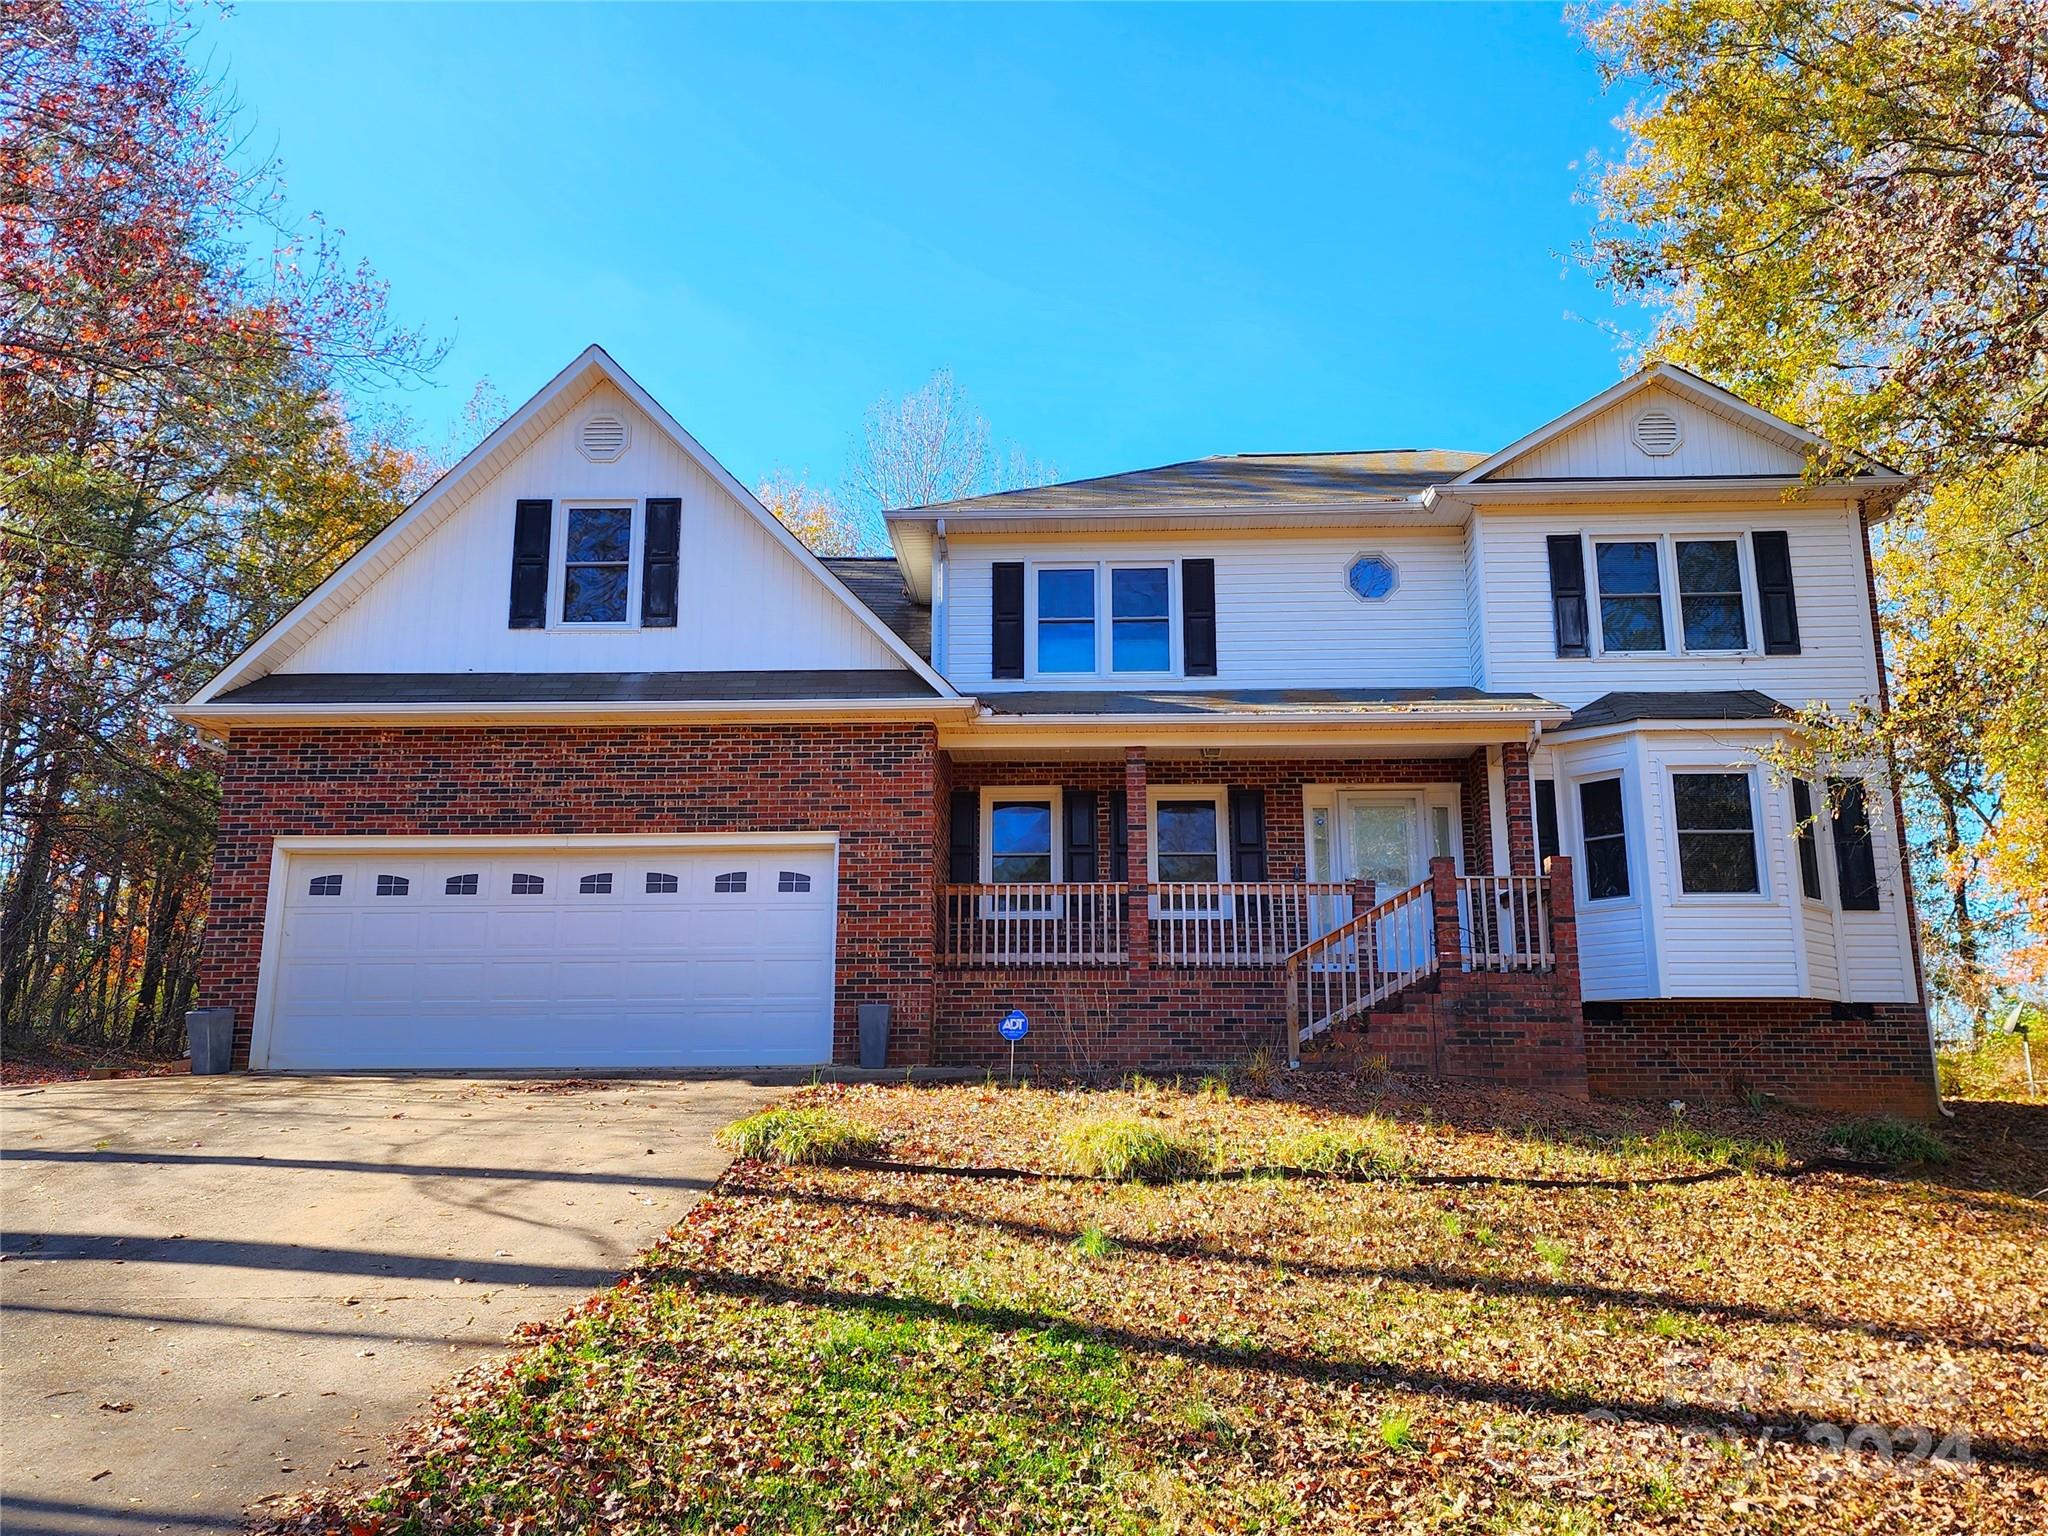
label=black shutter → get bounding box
[1064,790,1098,881]
[948,789,979,883]
[1754,531,1802,654]
[508,499,552,629]
[1181,558,1217,677]
[1228,787,1267,881]
[1546,535,1590,657]
[1534,779,1560,864]
[991,561,1025,678]
[1828,777,1880,911]
[641,497,681,628]
[1108,789,1129,882]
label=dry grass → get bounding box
[272,1076,2048,1535]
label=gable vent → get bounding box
[1631,408,1683,458]
[577,412,630,463]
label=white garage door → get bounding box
[261,845,836,1070]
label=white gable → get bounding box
[275,380,901,676]
[1484,383,1810,481]
[191,348,948,701]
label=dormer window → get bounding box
[561,506,633,624]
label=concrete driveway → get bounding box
[1,1073,787,1536]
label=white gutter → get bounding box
[171,696,982,730]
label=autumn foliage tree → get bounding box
[1,0,440,1047]
[1579,0,2048,1018]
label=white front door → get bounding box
[260,843,837,1070]
[1333,793,1443,973]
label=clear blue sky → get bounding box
[201,3,1642,488]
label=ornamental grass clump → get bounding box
[1826,1115,1951,1167]
[717,1106,883,1166]
[1267,1117,1411,1177]
[1061,1116,1213,1183]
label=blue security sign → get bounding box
[999,1009,1030,1042]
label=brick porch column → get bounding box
[1503,740,1538,875]
[1543,853,1579,999]
[1429,854,1462,974]
[1125,746,1151,968]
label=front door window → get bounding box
[1340,797,1421,891]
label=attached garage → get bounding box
[253,839,837,1070]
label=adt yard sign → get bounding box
[999,1008,1028,1083]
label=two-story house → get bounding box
[176,346,1939,1115]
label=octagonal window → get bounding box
[1346,553,1399,602]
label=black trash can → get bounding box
[857,1003,890,1070]
[185,1008,235,1075]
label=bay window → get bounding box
[1577,777,1630,901]
[1671,771,1762,895]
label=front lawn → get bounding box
[280,1077,2046,1534]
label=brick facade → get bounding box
[201,728,1932,1117]
[1583,997,1940,1118]
[203,723,943,1068]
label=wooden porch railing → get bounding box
[1457,875,1555,971]
[937,883,1127,966]
[1283,878,1437,1061]
[1148,883,1352,967]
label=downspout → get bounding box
[932,519,949,677]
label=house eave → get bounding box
[170,696,981,734]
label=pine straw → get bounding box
[268,1077,2048,1535]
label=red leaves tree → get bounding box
[2,0,441,1044]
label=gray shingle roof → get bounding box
[890,450,1484,518]
[1554,689,1792,733]
[214,670,938,705]
[982,686,1562,719]
[820,557,931,660]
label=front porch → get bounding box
[927,742,1586,1091]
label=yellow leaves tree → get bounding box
[1579,0,2048,1012]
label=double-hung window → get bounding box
[983,789,1059,915]
[1034,569,1096,673]
[1149,788,1228,916]
[1671,771,1763,895]
[1577,777,1630,901]
[560,505,633,624]
[1675,539,1749,651]
[1031,563,1174,675]
[1594,541,1666,653]
[1585,533,1757,656]
[1110,567,1171,671]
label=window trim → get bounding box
[978,785,1064,884]
[1580,531,1761,660]
[549,498,643,630]
[1572,772,1634,905]
[1666,767,1771,903]
[1023,560,1180,680]
[1146,785,1231,906]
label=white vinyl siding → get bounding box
[1473,503,1881,711]
[276,382,901,676]
[1486,387,1810,480]
[948,530,1474,691]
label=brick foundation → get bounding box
[202,724,942,1068]
[933,967,1291,1072]
[1583,997,1941,1118]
